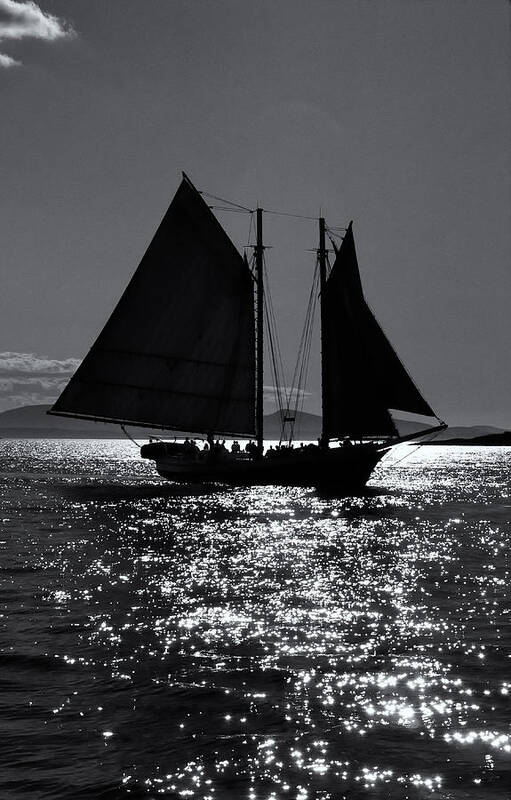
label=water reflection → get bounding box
[0,440,510,797]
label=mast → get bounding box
[255,207,264,455]
[318,216,329,448]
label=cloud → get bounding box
[0,351,81,376]
[0,352,80,411]
[0,0,74,66]
[0,50,19,66]
[263,384,312,403]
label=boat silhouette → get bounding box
[48,174,445,490]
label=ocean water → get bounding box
[0,440,510,800]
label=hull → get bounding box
[141,442,388,492]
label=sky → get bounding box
[0,0,510,427]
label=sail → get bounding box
[49,176,256,436]
[323,222,435,439]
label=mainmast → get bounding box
[255,208,264,455]
[318,216,329,448]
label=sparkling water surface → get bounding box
[1,440,510,799]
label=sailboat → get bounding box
[48,174,445,491]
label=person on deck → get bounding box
[245,440,258,458]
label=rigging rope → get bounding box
[264,298,285,423]
[120,424,143,448]
[200,186,347,227]
[325,229,345,241]
[207,205,251,215]
[262,253,289,426]
[245,211,255,251]
[285,259,319,443]
[294,268,319,439]
[199,190,253,213]
[263,208,318,221]
[387,427,445,466]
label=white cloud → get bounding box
[0,351,81,376]
[0,50,20,66]
[0,0,74,66]
[0,352,80,411]
[263,384,312,403]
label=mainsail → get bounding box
[322,222,435,439]
[49,176,256,436]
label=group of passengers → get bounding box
[182,438,200,456]
[182,436,354,461]
[180,435,355,461]
[203,437,261,458]
[265,442,316,458]
[201,438,226,454]
[182,437,261,461]
[184,436,260,460]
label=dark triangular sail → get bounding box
[322,222,435,439]
[49,176,256,436]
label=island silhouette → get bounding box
[0,405,508,445]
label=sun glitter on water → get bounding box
[0,439,510,798]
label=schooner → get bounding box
[49,174,445,490]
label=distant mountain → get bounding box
[264,413,506,442]
[0,404,506,442]
[263,410,321,439]
[0,406,423,441]
[0,405,312,440]
[0,404,78,429]
[423,430,511,446]
[427,425,507,441]
[0,405,151,439]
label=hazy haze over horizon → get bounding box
[1,0,510,427]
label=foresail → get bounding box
[50,177,256,436]
[323,222,435,439]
